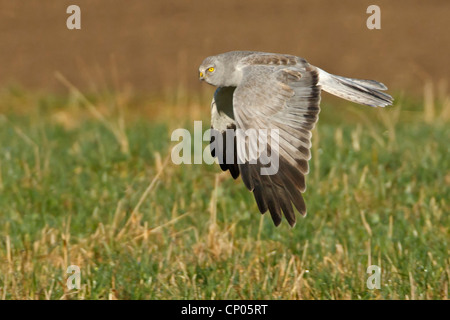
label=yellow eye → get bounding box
[208,67,215,72]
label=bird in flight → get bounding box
[198,51,393,227]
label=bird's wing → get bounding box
[210,86,239,179]
[232,56,321,226]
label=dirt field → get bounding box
[0,0,449,94]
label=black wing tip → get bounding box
[252,193,308,227]
[287,219,296,228]
[269,213,299,227]
[229,166,240,179]
[272,217,282,227]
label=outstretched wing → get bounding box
[232,54,321,227]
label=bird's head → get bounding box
[199,56,225,87]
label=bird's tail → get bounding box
[317,68,393,107]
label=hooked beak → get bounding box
[199,71,204,81]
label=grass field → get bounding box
[0,81,449,300]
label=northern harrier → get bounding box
[198,51,393,227]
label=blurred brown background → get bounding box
[0,0,448,95]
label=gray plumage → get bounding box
[199,51,393,227]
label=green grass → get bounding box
[0,84,449,300]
